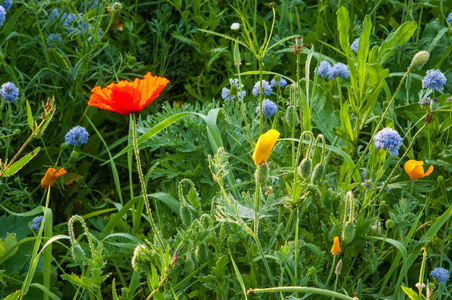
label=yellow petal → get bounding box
[252,129,280,165]
[424,165,434,177]
[404,160,423,177]
[409,165,425,180]
[331,236,341,255]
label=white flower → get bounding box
[231,23,240,30]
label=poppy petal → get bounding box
[404,160,423,176]
[252,129,280,165]
[424,165,434,177]
[409,165,425,180]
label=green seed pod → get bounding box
[385,219,395,229]
[13,129,21,135]
[70,151,79,159]
[307,267,316,276]
[285,105,299,128]
[72,244,86,265]
[200,214,212,229]
[255,163,269,185]
[233,42,241,66]
[305,243,322,256]
[299,158,312,179]
[180,205,192,227]
[195,243,207,264]
[184,258,195,274]
[342,221,355,245]
[14,177,20,184]
[409,51,429,70]
[311,163,324,185]
[60,142,68,150]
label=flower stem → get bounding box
[325,255,337,287]
[132,113,164,248]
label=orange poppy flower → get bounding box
[404,160,433,181]
[41,168,67,188]
[252,129,280,165]
[331,236,341,255]
[88,72,169,115]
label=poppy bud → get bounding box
[311,163,324,184]
[335,259,343,275]
[233,42,241,66]
[255,163,269,185]
[70,151,79,159]
[200,214,212,229]
[72,244,86,265]
[307,184,321,197]
[299,158,312,179]
[409,51,429,70]
[342,221,355,245]
[305,243,321,256]
[180,205,192,227]
[184,258,195,273]
[195,243,207,264]
[285,105,299,128]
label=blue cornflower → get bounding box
[65,126,89,146]
[419,96,431,105]
[270,76,287,88]
[448,12,452,25]
[0,6,5,27]
[0,82,19,103]
[252,80,272,96]
[256,99,277,118]
[422,69,447,92]
[1,0,12,11]
[30,216,44,231]
[351,38,359,53]
[315,61,331,79]
[221,78,246,101]
[373,127,403,156]
[329,63,350,80]
[431,267,450,283]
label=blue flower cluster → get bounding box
[1,0,12,11]
[50,9,88,35]
[65,126,89,146]
[448,12,452,25]
[431,267,450,283]
[419,96,431,105]
[373,127,403,156]
[30,216,44,231]
[270,76,287,88]
[315,61,331,79]
[0,6,5,27]
[46,33,62,50]
[252,80,272,96]
[422,69,447,92]
[329,63,350,80]
[315,61,350,80]
[351,38,359,53]
[256,99,277,118]
[360,170,372,188]
[0,82,19,103]
[221,78,246,101]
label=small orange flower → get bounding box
[88,72,169,115]
[41,168,67,188]
[404,160,433,181]
[252,129,280,165]
[331,236,341,255]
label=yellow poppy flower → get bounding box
[331,236,341,255]
[41,167,67,188]
[404,160,433,181]
[252,129,280,165]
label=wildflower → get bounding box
[430,267,450,283]
[373,127,403,156]
[331,236,341,255]
[270,76,287,88]
[252,129,280,165]
[0,82,19,103]
[446,97,452,103]
[30,216,44,231]
[88,72,169,115]
[422,69,447,92]
[404,160,434,181]
[315,61,331,79]
[221,78,246,101]
[419,96,431,106]
[46,33,62,49]
[230,22,240,30]
[448,12,452,25]
[410,51,429,70]
[0,6,5,27]
[110,1,123,12]
[41,167,67,188]
[329,63,350,80]
[1,0,12,11]
[350,38,359,53]
[256,99,277,118]
[65,126,89,146]
[252,80,272,96]
[415,282,426,289]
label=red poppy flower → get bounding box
[88,72,169,115]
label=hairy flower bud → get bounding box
[195,243,207,264]
[180,205,192,227]
[184,258,195,273]
[285,105,299,128]
[299,158,312,179]
[255,163,269,185]
[72,244,86,265]
[311,163,324,184]
[410,51,429,70]
[342,221,355,245]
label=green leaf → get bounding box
[401,286,420,300]
[336,7,350,54]
[0,6,26,39]
[311,94,340,143]
[340,104,354,142]
[149,192,180,214]
[374,22,417,65]
[26,100,33,130]
[3,290,23,300]
[1,147,41,177]
[357,15,372,96]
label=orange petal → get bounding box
[331,236,341,255]
[252,129,280,165]
[424,165,434,177]
[41,168,67,188]
[409,165,425,180]
[404,160,423,177]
